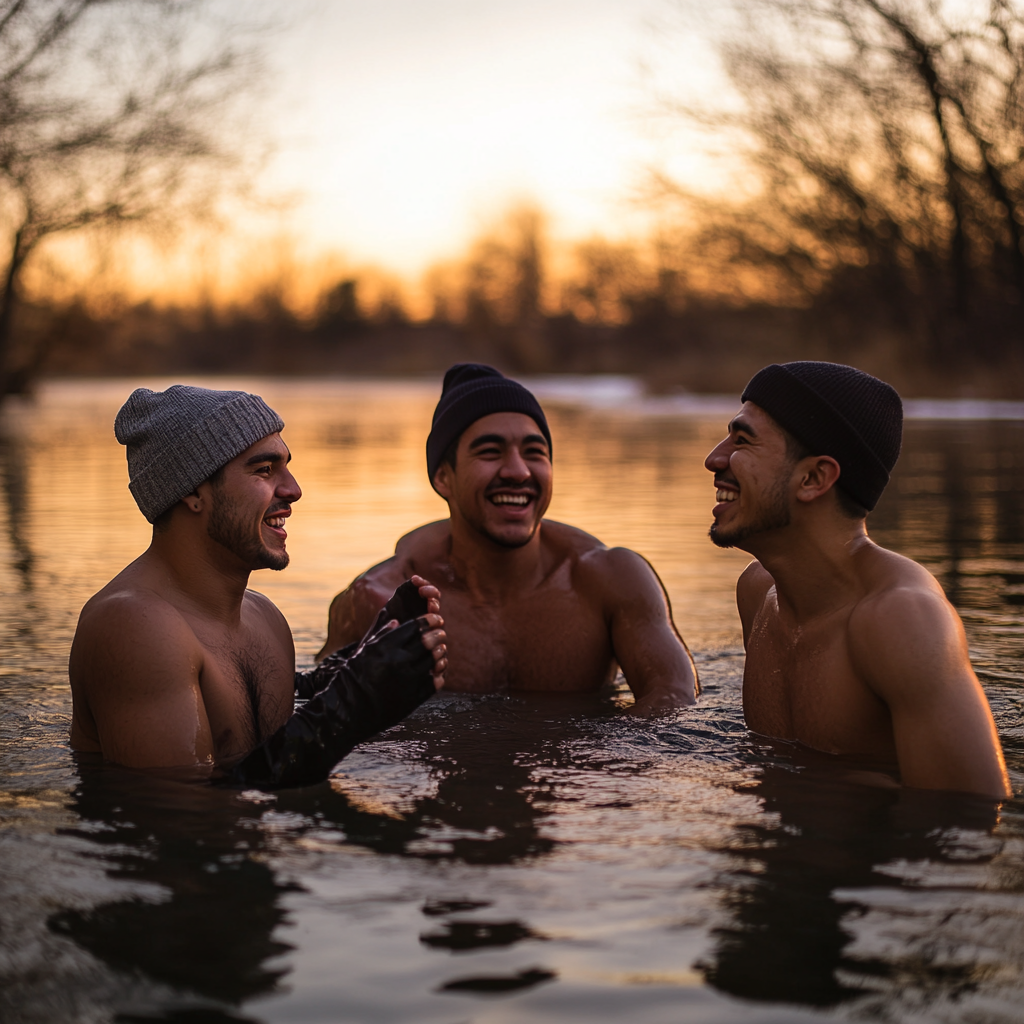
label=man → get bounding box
[705,361,1010,798]
[317,363,697,713]
[69,384,447,786]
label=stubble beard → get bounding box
[208,492,290,571]
[709,472,792,549]
[480,520,539,549]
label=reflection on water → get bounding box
[52,760,294,1010]
[1,379,1023,1024]
[701,758,1005,1009]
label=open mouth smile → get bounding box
[713,479,739,515]
[487,489,538,516]
[263,508,291,537]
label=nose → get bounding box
[704,438,730,473]
[500,446,531,482]
[278,466,302,503]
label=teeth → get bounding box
[716,489,738,502]
[491,494,530,506]
[265,516,286,528]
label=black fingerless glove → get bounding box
[228,616,435,788]
[293,579,428,701]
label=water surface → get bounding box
[1,378,1023,1024]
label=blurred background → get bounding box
[0,0,1021,401]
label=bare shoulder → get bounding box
[394,519,451,563]
[541,519,610,564]
[553,525,666,602]
[74,576,196,651]
[70,578,202,695]
[736,560,774,643]
[847,544,967,695]
[242,588,292,645]
[850,543,949,627]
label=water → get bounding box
[1,378,1022,1024]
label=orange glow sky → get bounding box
[256,0,721,278]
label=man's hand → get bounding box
[372,576,446,691]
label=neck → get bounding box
[446,519,546,599]
[743,515,871,622]
[147,527,252,624]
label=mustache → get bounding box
[265,502,292,516]
[485,481,540,497]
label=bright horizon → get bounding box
[261,0,719,276]
[23,0,728,310]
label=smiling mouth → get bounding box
[490,493,532,506]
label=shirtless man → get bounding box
[317,363,697,712]
[69,384,447,786]
[705,361,1010,798]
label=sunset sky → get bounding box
[257,0,720,277]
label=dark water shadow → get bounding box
[0,421,34,587]
[273,693,623,868]
[48,758,298,1014]
[699,754,1005,1010]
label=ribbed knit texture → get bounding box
[741,362,903,511]
[115,385,285,522]
[426,364,551,483]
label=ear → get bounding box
[793,456,841,504]
[432,463,454,500]
[182,487,205,514]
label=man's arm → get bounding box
[600,548,698,713]
[69,595,215,770]
[316,560,403,662]
[850,584,1011,799]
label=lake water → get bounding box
[1,377,1023,1024]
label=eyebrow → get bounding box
[468,433,549,450]
[728,417,757,437]
[245,449,290,466]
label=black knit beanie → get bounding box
[741,361,902,512]
[426,364,552,484]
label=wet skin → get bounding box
[69,433,447,772]
[705,401,1010,799]
[317,412,697,713]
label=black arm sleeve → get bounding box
[228,617,435,788]
[293,579,429,701]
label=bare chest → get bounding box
[440,588,615,693]
[743,607,896,758]
[196,630,294,760]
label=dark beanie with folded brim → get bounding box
[741,361,903,512]
[426,364,551,486]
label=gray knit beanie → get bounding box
[114,384,284,522]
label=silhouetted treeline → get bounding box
[653,0,1024,389]
[18,261,1021,398]
[6,1,1024,398]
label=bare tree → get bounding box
[658,0,1024,360]
[458,205,550,369]
[0,0,266,397]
